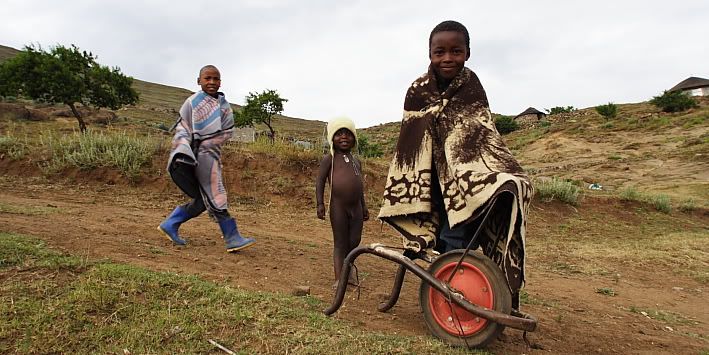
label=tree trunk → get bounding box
[264,118,275,143]
[68,103,87,133]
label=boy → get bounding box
[316,117,369,288]
[158,65,255,253]
[377,21,533,308]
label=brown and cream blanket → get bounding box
[377,66,533,292]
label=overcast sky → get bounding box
[2,0,707,127]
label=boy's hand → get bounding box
[363,208,370,221]
[317,204,325,219]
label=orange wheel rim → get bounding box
[428,261,494,336]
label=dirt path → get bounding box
[0,177,707,354]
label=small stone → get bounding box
[672,287,683,292]
[236,261,246,266]
[292,286,311,297]
[373,292,390,302]
[664,326,673,332]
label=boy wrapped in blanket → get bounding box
[159,65,255,253]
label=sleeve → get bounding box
[167,99,196,167]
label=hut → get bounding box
[514,107,546,128]
[669,77,709,97]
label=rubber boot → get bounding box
[158,206,190,245]
[218,218,255,252]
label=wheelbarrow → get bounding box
[324,198,537,348]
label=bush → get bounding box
[356,134,384,158]
[545,106,576,115]
[494,115,519,134]
[595,102,617,119]
[650,90,698,113]
[38,129,156,178]
[618,186,672,214]
[535,177,580,205]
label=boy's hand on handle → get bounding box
[317,204,325,220]
[363,208,369,221]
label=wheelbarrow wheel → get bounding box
[419,250,511,348]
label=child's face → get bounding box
[333,128,355,153]
[429,31,469,81]
[198,67,221,96]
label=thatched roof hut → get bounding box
[669,77,709,96]
[514,107,546,120]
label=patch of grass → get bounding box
[627,306,694,325]
[0,202,58,215]
[682,114,707,128]
[595,287,616,296]
[0,233,476,354]
[0,135,28,159]
[678,198,697,213]
[237,136,322,164]
[534,177,580,205]
[266,175,295,194]
[647,194,671,214]
[607,154,622,160]
[508,127,548,151]
[37,129,158,178]
[618,187,672,213]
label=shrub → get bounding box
[618,187,672,214]
[650,90,698,113]
[0,135,28,159]
[494,115,519,134]
[38,129,156,178]
[356,134,384,158]
[619,186,642,201]
[678,198,697,212]
[535,177,580,205]
[648,194,671,214]
[595,102,617,119]
[545,106,576,115]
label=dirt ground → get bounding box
[0,173,707,354]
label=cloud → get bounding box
[1,0,707,127]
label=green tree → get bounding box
[234,89,288,142]
[356,134,384,158]
[595,102,617,119]
[650,90,698,113]
[0,44,138,132]
[545,106,576,115]
[494,115,519,134]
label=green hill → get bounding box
[0,44,326,141]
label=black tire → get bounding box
[419,250,511,348]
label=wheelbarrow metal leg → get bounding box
[378,264,406,312]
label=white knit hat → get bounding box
[326,117,357,155]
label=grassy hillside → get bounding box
[0,44,20,61]
[0,44,326,142]
[1,43,708,206]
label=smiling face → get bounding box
[429,30,469,83]
[198,66,221,97]
[332,128,355,153]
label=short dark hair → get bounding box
[199,65,219,77]
[429,20,470,53]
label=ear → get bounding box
[196,77,200,85]
[465,49,471,60]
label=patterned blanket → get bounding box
[377,67,533,292]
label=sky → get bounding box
[1,0,707,128]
